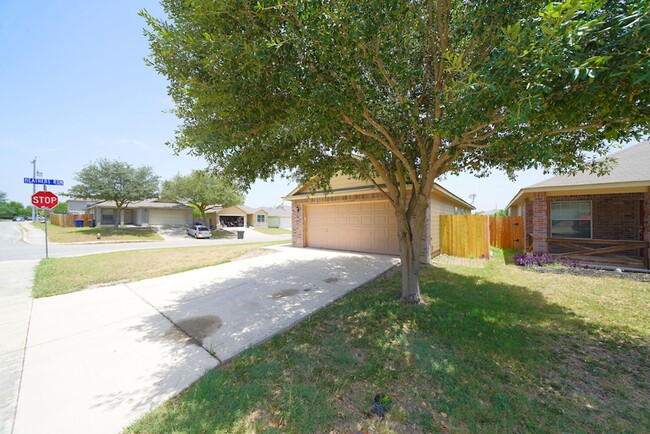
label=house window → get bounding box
[550,201,591,238]
[101,209,114,224]
[257,214,265,223]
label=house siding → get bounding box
[430,196,456,256]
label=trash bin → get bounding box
[89,219,96,228]
[237,230,244,239]
[74,219,84,228]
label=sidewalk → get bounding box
[0,260,37,434]
[11,245,398,433]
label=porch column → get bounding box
[532,192,548,253]
[292,202,305,247]
[642,188,650,242]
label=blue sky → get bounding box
[0,1,638,212]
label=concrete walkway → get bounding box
[0,261,37,434]
[10,246,398,434]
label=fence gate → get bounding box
[489,216,524,250]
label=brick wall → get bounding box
[532,192,548,253]
[291,202,305,247]
[548,193,643,240]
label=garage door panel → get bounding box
[149,209,188,225]
[306,202,399,255]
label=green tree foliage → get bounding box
[0,201,30,219]
[67,159,160,227]
[161,170,244,225]
[142,0,649,302]
[52,202,68,214]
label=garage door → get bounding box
[149,209,188,225]
[305,201,400,255]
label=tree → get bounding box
[142,0,649,303]
[161,170,244,225]
[67,159,160,227]
[53,202,68,214]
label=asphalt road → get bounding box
[0,221,291,262]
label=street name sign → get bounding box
[31,191,59,209]
[24,177,64,186]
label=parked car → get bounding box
[187,225,212,239]
[12,216,25,222]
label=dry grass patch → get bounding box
[35,223,163,243]
[33,241,286,297]
[253,227,292,235]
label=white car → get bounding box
[187,225,212,239]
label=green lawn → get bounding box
[253,227,292,235]
[34,223,163,243]
[127,249,650,433]
[32,241,286,298]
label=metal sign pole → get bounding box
[45,209,49,259]
[43,185,49,259]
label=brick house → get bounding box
[507,141,650,269]
[284,173,473,261]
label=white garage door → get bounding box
[305,201,400,255]
[149,209,188,225]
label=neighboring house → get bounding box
[507,140,650,269]
[66,198,99,214]
[87,199,193,226]
[209,204,274,228]
[263,206,292,229]
[284,173,473,259]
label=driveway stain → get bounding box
[271,288,300,298]
[165,315,222,344]
[324,277,340,283]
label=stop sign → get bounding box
[31,191,59,209]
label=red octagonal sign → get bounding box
[32,191,59,209]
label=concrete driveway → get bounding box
[10,245,398,434]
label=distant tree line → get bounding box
[0,191,31,219]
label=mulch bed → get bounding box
[525,265,650,283]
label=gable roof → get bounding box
[261,206,292,217]
[237,204,260,214]
[507,141,650,208]
[87,199,191,210]
[284,174,474,210]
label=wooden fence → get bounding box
[50,213,94,227]
[440,215,490,258]
[440,215,524,258]
[489,216,524,250]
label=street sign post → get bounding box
[31,191,59,209]
[31,192,59,259]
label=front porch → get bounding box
[526,234,649,270]
[522,190,650,270]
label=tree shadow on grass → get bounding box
[127,260,649,433]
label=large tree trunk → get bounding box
[114,207,121,228]
[395,197,430,304]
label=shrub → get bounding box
[513,253,557,267]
